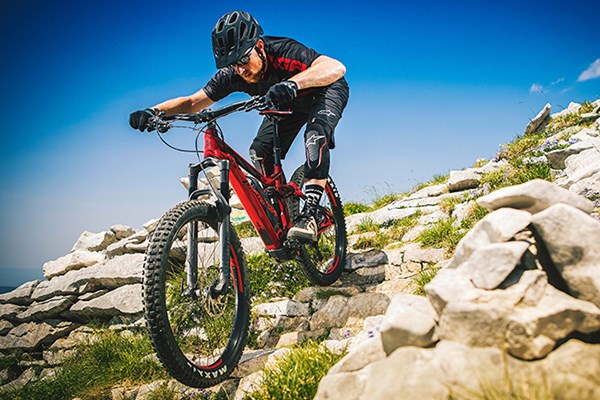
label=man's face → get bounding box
[233,43,264,83]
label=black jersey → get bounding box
[203,36,345,110]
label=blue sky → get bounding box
[1,0,599,287]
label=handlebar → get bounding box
[151,96,277,133]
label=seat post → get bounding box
[272,117,282,171]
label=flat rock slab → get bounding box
[525,103,551,133]
[476,179,593,214]
[43,250,106,279]
[0,320,78,352]
[69,283,143,320]
[0,280,42,306]
[463,241,530,290]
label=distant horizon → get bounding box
[2,0,599,287]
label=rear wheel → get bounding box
[143,200,250,388]
[290,166,347,286]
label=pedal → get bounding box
[283,238,302,249]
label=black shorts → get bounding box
[251,78,349,159]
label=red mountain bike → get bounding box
[141,96,347,387]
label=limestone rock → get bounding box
[525,103,551,133]
[0,320,78,352]
[380,294,438,354]
[449,208,532,269]
[252,299,309,318]
[532,203,600,307]
[506,283,600,360]
[0,303,27,323]
[16,296,75,322]
[43,250,106,279]
[400,242,447,264]
[32,253,144,301]
[329,337,386,375]
[476,179,593,214]
[68,284,143,320]
[231,349,275,378]
[110,224,136,240]
[292,285,361,303]
[551,102,581,119]
[344,250,388,272]
[142,218,160,233]
[0,280,41,306]
[448,169,481,192]
[0,320,14,336]
[310,296,350,330]
[555,148,600,195]
[464,241,530,290]
[71,230,117,252]
[406,183,447,200]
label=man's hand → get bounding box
[129,108,158,132]
[265,81,298,107]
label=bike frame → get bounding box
[160,102,335,297]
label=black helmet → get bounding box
[212,11,263,69]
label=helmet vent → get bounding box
[229,12,238,23]
[226,28,235,51]
[249,25,256,39]
[217,20,225,32]
[239,22,247,39]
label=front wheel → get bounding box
[290,166,347,286]
[143,200,250,388]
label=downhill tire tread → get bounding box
[142,200,249,388]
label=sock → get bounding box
[303,184,324,217]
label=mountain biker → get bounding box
[129,10,349,242]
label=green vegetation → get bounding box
[343,201,370,216]
[246,253,310,303]
[412,173,449,192]
[3,330,166,400]
[411,266,441,296]
[246,340,346,400]
[439,195,467,214]
[234,220,258,238]
[144,383,227,400]
[417,218,462,254]
[352,212,421,250]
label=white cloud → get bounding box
[550,77,565,85]
[529,83,544,94]
[578,58,600,82]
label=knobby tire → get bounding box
[143,200,250,388]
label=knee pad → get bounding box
[304,123,330,180]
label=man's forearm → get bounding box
[290,56,346,90]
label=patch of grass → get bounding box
[246,253,310,303]
[352,212,422,250]
[246,340,346,400]
[411,266,441,296]
[413,173,449,192]
[417,218,463,254]
[343,202,370,216]
[4,330,167,400]
[353,233,390,250]
[234,220,258,238]
[439,195,467,214]
[460,203,489,231]
[479,162,551,192]
[353,217,379,234]
[371,193,401,210]
[497,131,547,162]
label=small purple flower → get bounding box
[367,330,374,339]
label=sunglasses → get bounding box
[234,47,254,66]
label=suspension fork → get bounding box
[184,157,232,298]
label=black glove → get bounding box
[265,81,298,107]
[129,108,158,132]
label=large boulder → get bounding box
[379,294,438,354]
[476,179,594,214]
[68,284,143,320]
[71,230,117,252]
[449,208,532,268]
[531,203,600,307]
